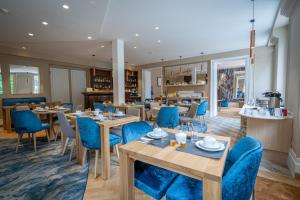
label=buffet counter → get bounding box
[239,105,293,165]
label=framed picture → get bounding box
[157,77,162,87]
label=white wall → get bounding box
[253,47,274,98]
[273,26,289,99]
[286,3,300,162]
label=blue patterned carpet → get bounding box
[0,138,89,200]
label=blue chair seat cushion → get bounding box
[109,133,122,146]
[166,175,202,200]
[42,123,50,130]
[135,161,178,200]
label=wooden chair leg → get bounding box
[62,137,69,155]
[94,150,99,178]
[115,144,120,159]
[45,129,51,144]
[82,147,87,166]
[33,134,37,152]
[69,139,76,161]
[16,134,22,153]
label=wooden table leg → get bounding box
[100,125,110,180]
[75,119,84,164]
[4,108,12,132]
[202,178,222,200]
[120,151,135,200]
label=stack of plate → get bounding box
[195,139,225,152]
[112,112,125,117]
[146,130,168,139]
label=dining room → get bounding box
[1,1,300,200]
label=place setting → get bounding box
[176,133,228,159]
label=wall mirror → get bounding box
[9,65,40,94]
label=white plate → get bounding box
[198,140,221,149]
[146,131,168,139]
[195,141,225,152]
[112,113,125,117]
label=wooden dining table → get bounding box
[119,128,231,200]
[33,108,70,140]
[68,112,140,180]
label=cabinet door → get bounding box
[50,68,70,103]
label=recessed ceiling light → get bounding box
[101,45,105,48]
[157,40,161,43]
[155,26,160,30]
[21,46,27,50]
[135,33,139,37]
[28,33,34,37]
[133,46,137,49]
[62,4,69,10]
[87,36,92,40]
[42,21,48,26]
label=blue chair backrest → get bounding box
[222,137,262,200]
[76,117,100,149]
[106,104,116,113]
[57,112,75,138]
[12,110,43,133]
[2,97,46,106]
[62,103,74,112]
[156,107,180,128]
[93,102,106,112]
[122,121,153,144]
[196,100,208,116]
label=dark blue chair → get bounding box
[166,137,263,200]
[12,110,50,153]
[156,107,180,128]
[76,116,121,178]
[93,102,106,112]
[122,121,178,199]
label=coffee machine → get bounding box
[262,91,281,108]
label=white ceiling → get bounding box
[0,0,280,66]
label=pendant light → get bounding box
[92,54,96,76]
[179,56,182,73]
[250,0,255,64]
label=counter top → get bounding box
[239,106,293,120]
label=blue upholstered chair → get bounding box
[166,137,263,200]
[62,103,74,112]
[93,102,106,112]
[76,116,121,178]
[196,100,208,118]
[12,110,51,153]
[156,107,180,128]
[105,104,116,113]
[122,121,178,199]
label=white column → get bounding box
[112,39,125,105]
[191,64,197,84]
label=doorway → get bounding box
[210,56,252,117]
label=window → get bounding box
[9,65,40,94]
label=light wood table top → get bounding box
[119,128,231,200]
